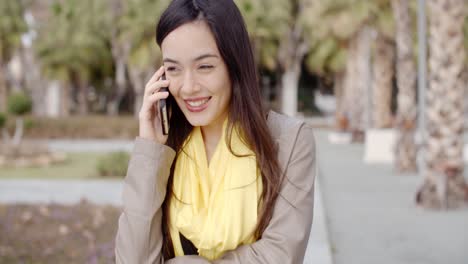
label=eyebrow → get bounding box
[163,53,219,64]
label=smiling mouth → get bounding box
[184,96,212,112]
[186,97,211,107]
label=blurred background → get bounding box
[0,0,467,263]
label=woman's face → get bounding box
[161,20,232,129]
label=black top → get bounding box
[180,232,198,255]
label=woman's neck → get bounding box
[201,119,224,148]
[200,113,227,162]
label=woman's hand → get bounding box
[138,66,171,145]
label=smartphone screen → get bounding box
[159,73,170,135]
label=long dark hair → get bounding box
[155,0,281,259]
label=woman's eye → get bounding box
[166,67,178,72]
[199,65,214,70]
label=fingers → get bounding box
[145,79,170,98]
[142,90,170,110]
[149,90,170,104]
[139,90,170,120]
[146,66,165,86]
[144,66,171,98]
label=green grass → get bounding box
[0,152,124,179]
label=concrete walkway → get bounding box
[31,139,134,153]
[304,178,334,264]
[0,179,122,206]
[315,129,468,264]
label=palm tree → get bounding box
[371,3,395,129]
[306,0,390,136]
[464,14,468,126]
[118,0,169,117]
[275,0,311,117]
[416,0,468,209]
[240,0,330,117]
[0,1,28,112]
[372,32,394,128]
[302,1,364,130]
[392,0,418,173]
[236,0,289,110]
[106,0,131,116]
[128,38,161,117]
[240,0,312,117]
[342,25,372,137]
[304,36,347,120]
[239,0,354,118]
[236,0,285,71]
[35,0,112,116]
[328,2,375,137]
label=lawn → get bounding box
[0,153,119,179]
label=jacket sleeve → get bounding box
[165,124,317,264]
[115,137,176,264]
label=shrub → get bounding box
[0,113,6,128]
[96,151,130,177]
[7,92,32,116]
[24,118,34,130]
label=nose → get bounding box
[180,70,201,95]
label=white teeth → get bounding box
[187,98,210,107]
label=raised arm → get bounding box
[115,137,176,264]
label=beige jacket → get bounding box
[115,111,316,264]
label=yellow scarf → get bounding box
[169,119,262,260]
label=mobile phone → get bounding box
[159,73,170,135]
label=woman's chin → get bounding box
[184,112,213,127]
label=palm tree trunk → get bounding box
[12,117,24,147]
[60,81,71,117]
[392,0,418,173]
[333,71,345,115]
[339,44,357,132]
[0,63,7,113]
[372,33,394,128]
[70,70,89,116]
[416,0,468,209]
[107,57,127,115]
[277,15,308,117]
[129,67,145,118]
[280,61,301,117]
[23,45,46,116]
[342,26,372,139]
[108,28,130,116]
[76,79,89,115]
[334,71,350,131]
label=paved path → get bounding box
[31,139,134,153]
[0,179,122,206]
[304,178,334,264]
[315,129,468,264]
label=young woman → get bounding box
[115,0,316,263]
